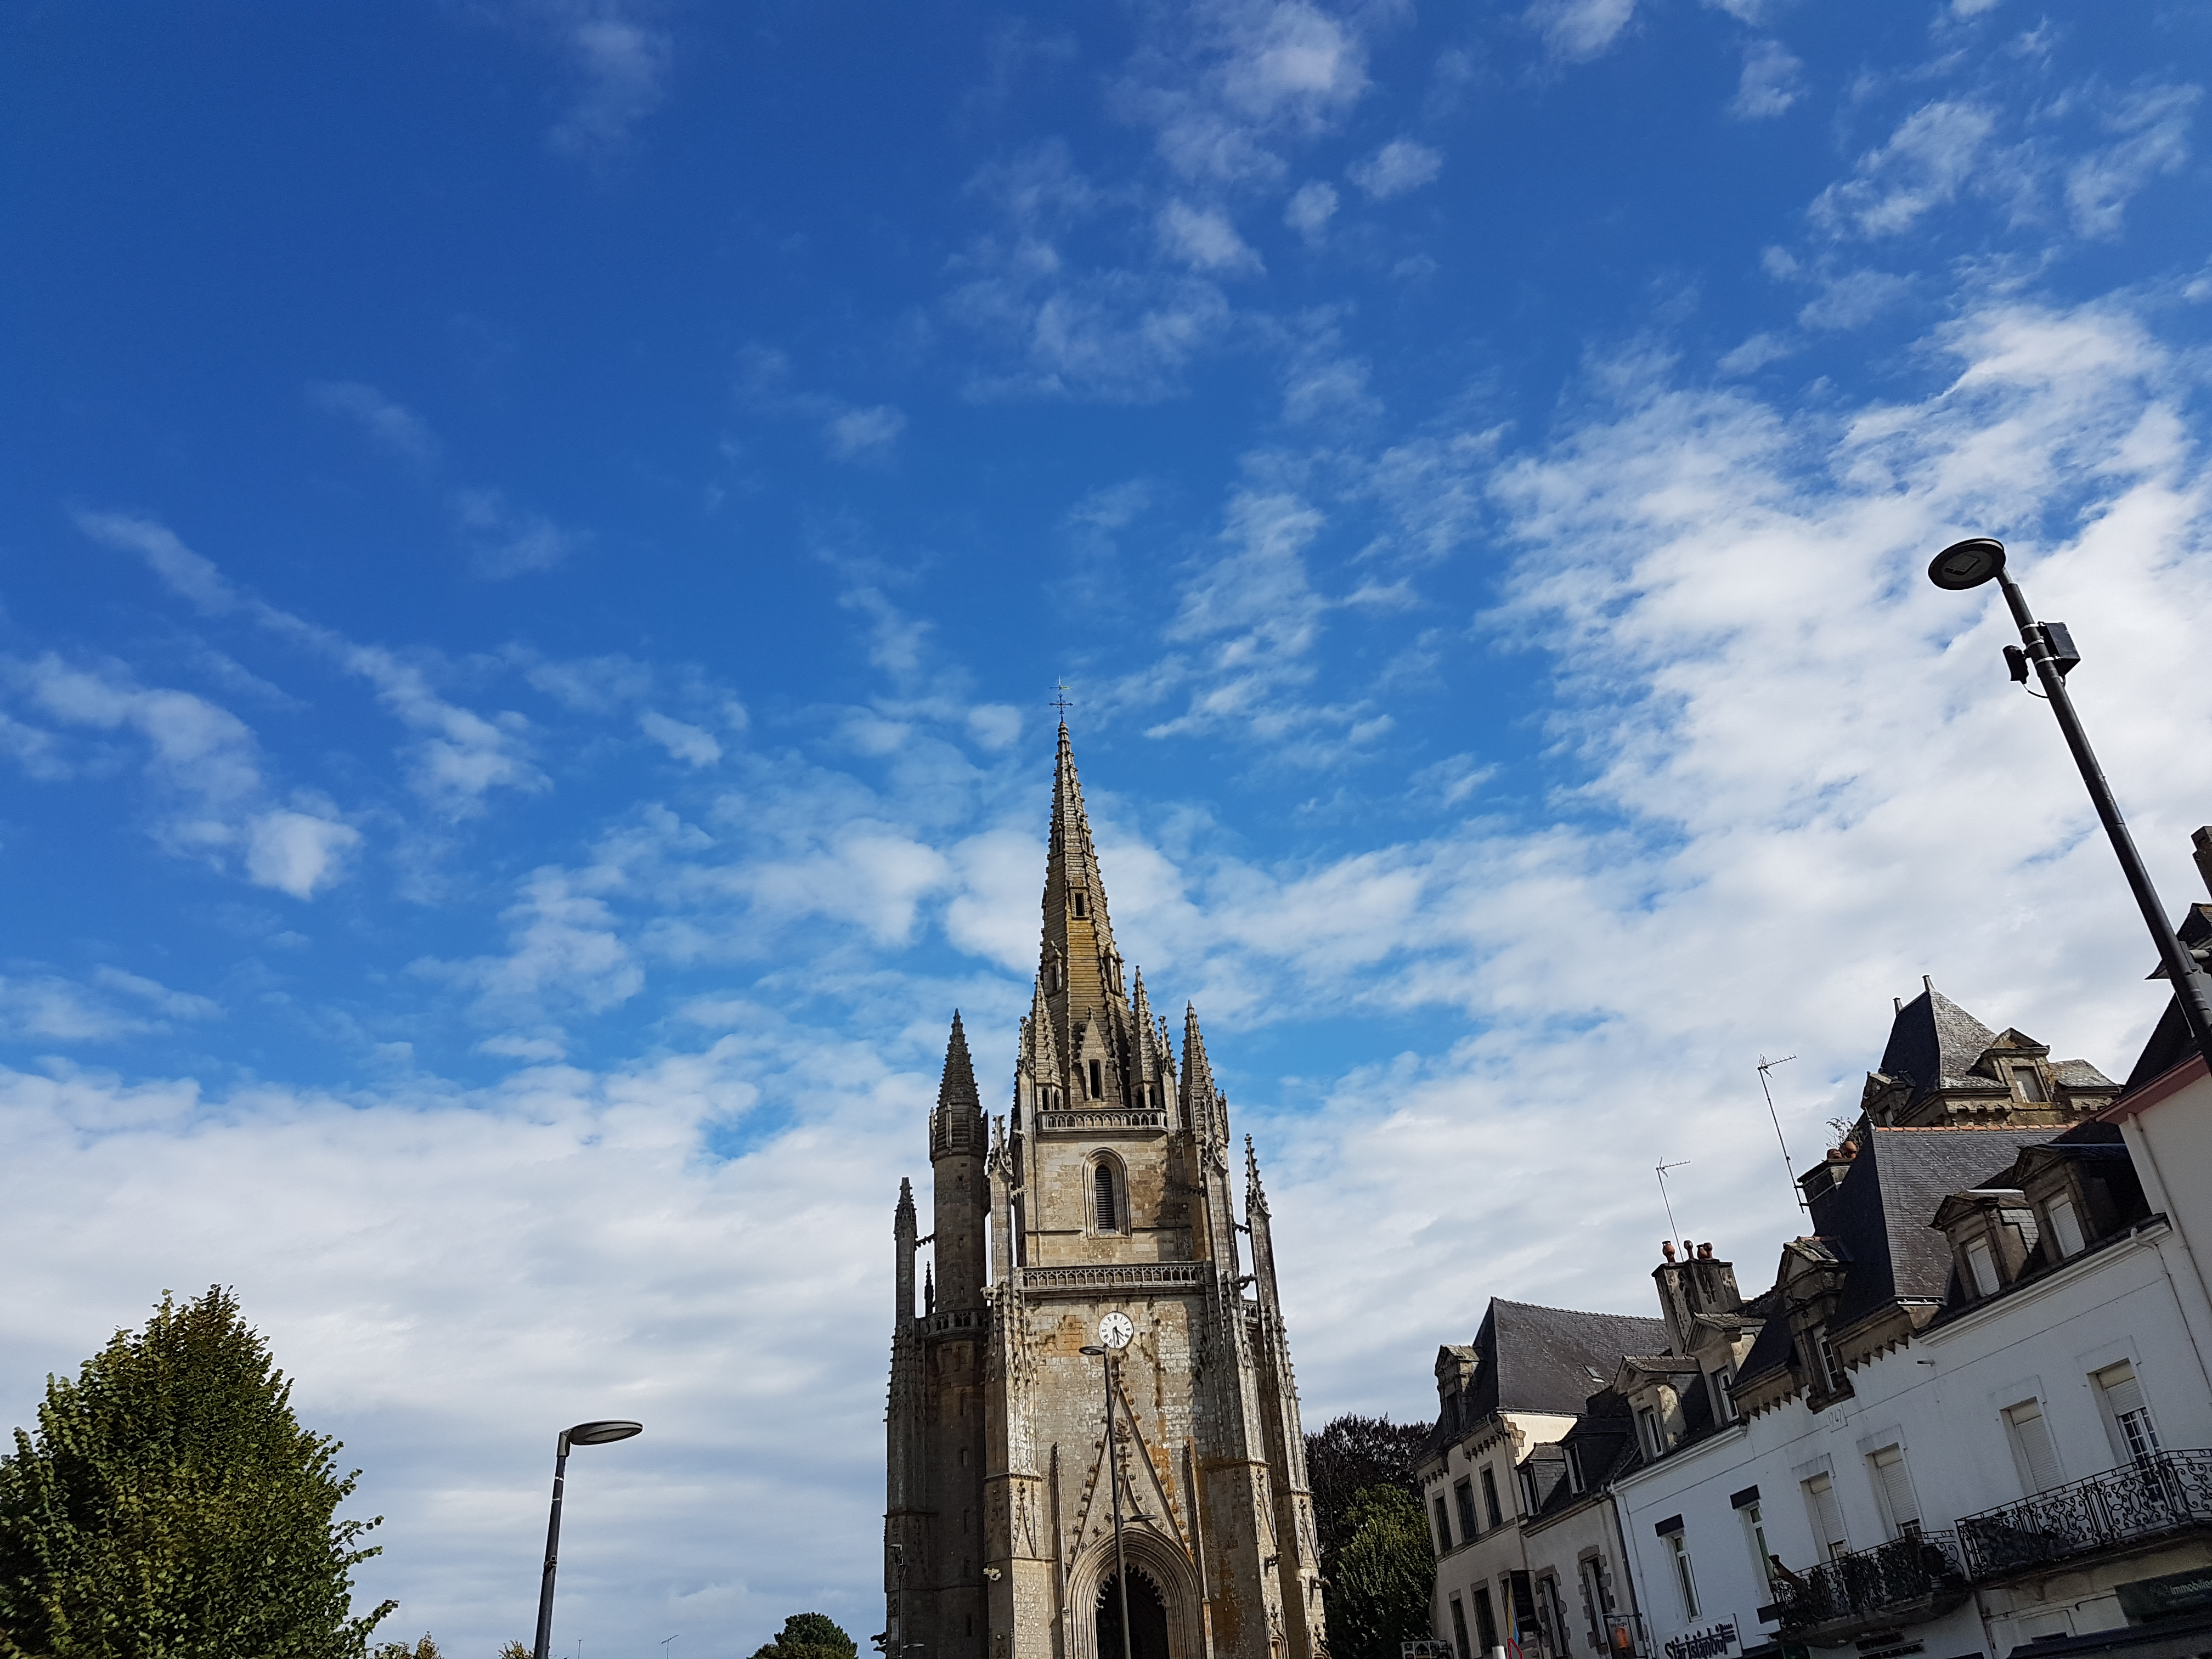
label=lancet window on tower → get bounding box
[1088,1059,1103,1099]
[1091,1158,1124,1233]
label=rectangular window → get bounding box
[1455,1479,1480,1541]
[1088,1058,1103,1098]
[1803,1473,1848,1561]
[1482,1466,1505,1528]
[1537,1575,1567,1658]
[1579,1559,1611,1650]
[1435,1496,1454,1555]
[2096,1361,2162,1466]
[1739,1500,1771,1587]
[2046,1194,2086,1259]
[1667,1532,1700,1621]
[1521,1465,1541,1516]
[2005,1400,2064,1494]
[1474,1586,1499,1655]
[1564,1444,1584,1495]
[2012,1064,2048,1103]
[1451,1599,1472,1659]
[1637,1406,1662,1458]
[1965,1237,2000,1297]
[1869,1446,1918,1538]
[1711,1369,1736,1424]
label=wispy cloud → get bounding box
[1157,200,1265,273]
[1730,39,1803,120]
[1527,0,1637,64]
[535,0,673,160]
[306,380,441,466]
[453,487,588,577]
[1346,138,1441,200]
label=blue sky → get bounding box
[5,1,2211,1651]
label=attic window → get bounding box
[2011,1065,2047,1104]
[2046,1194,2086,1259]
[1965,1237,2001,1299]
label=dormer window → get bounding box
[1564,1444,1584,1494]
[2010,1064,2047,1104]
[1638,1406,1665,1458]
[1964,1236,2000,1298]
[2045,1193,2086,1258]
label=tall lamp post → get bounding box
[1926,537,2212,1074]
[533,1419,645,1659]
[1083,1311,1137,1659]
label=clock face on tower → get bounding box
[1098,1312,1135,1350]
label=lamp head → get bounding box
[566,1419,644,1445]
[1080,1345,1105,1356]
[1928,537,2006,591]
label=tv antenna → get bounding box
[1758,1054,1808,1213]
[1655,1158,1690,1248]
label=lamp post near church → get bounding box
[1084,1312,1138,1659]
[1926,536,2212,1074]
[532,1419,644,1659]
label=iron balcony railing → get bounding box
[1958,1449,2212,1581]
[1769,1530,1970,1637]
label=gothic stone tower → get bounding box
[887,726,1324,1659]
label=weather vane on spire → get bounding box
[1051,682,1074,722]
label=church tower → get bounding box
[887,726,1325,1659]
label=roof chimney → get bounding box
[2194,827,2212,900]
[1923,974,1934,994]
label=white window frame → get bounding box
[2004,1396,2064,1496]
[2045,1193,2086,1259]
[1666,1530,1700,1620]
[1738,1500,1771,1588]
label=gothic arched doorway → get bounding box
[1096,1568,1172,1659]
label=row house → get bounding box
[1420,928,2212,1659]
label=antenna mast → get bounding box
[1655,1158,1690,1247]
[1759,1054,1808,1214]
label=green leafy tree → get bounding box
[371,1640,444,1659]
[750,1613,861,1659]
[0,1285,396,1657]
[1305,1414,1431,1568]
[1325,1486,1438,1659]
[496,1645,529,1659]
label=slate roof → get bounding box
[1876,988,2002,1094]
[1425,1299,1669,1462]
[2124,909,2212,1089]
[1472,1299,1672,1418]
[1817,1124,2059,1328]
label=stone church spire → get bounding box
[1040,724,1137,1109]
[931,1012,987,1312]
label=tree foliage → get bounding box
[1305,1414,1432,1568]
[0,1285,395,1658]
[750,1612,861,1659]
[1325,1486,1438,1659]
[370,1640,444,1659]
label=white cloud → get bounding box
[0,968,219,1042]
[415,865,644,1027]
[246,809,363,899]
[306,381,441,465]
[1527,0,1637,63]
[536,1,673,159]
[1157,200,1265,273]
[453,487,587,578]
[2066,83,2198,240]
[73,511,241,616]
[1811,99,2001,238]
[1796,267,1914,330]
[1115,0,1371,187]
[1730,39,1803,120]
[640,709,722,767]
[1284,180,1338,241]
[824,404,908,461]
[1346,138,1441,200]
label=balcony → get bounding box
[1036,1108,1167,1134]
[1959,1450,2212,1582]
[1767,1530,1971,1644]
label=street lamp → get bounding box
[1926,537,2212,1071]
[1082,1312,1137,1659]
[533,1420,645,1659]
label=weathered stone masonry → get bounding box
[887,726,1326,1659]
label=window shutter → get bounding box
[1870,1447,1918,1535]
[2047,1195,2085,1259]
[1804,1474,1847,1560]
[2006,1400,2063,1494]
[2097,1362,2162,1460]
[1094,1165,1116,1230]
[2097,1363,2144,1418]
[1966,1237,2000,1297]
